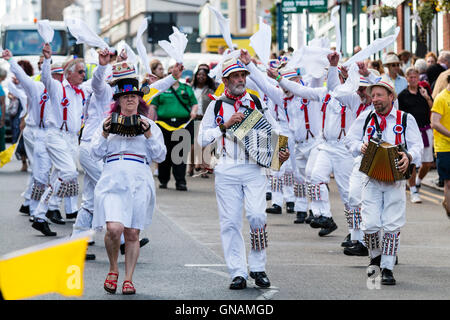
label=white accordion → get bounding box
[229,108,288,170]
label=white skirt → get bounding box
[93,159,156,231]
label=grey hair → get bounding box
[0,68,7,79]
[438,50,450,64]
[405,66,419,76]
[64,58,85,77]
[414,59,427,73]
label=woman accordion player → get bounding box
[89,74,167,295]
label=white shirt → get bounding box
[41,58,90,134]
[198,91,280,166]
[344,108,423,166]
[89,115,167,164]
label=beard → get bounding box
[373,101,390,114]
[228,82,246,96]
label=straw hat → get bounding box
[222,58,249,78]
[383,53,401,66]
[366,75,397,99]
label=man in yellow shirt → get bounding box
[431,74,450,217]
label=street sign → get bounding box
[281,0,328,13]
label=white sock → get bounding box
[416,177,422,187]
[410,186,418,193]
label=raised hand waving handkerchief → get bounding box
[329,63,360,98]
[135,18,152,76]
[208,5,234,51]
[37,20,54,44]
[249,17,271,67]
[343,27,400,67]
[65,18,109,50]
[157,27,188,64]
[285,46,333,79]
[117,40,138,66]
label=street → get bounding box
[1,156,450,301]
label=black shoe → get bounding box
[249,271,271,288]
[310,215,326,228]
[32,220,57,236]
[85,253,96,261]
[19,204,30,215]
[305,210,314,224]
[88,240,95,246]
[120,237,150,255]
[341,233,353,247]
[318,217,338,236]
[29,216,35,222]
[176,184,187,191]
[286,202,295,213]
[294,211,307,224]
[395,256,398,265]
[46,209,66,225]
[66,211,78,220]
[229,276,247,290]
[266,204,282,214]
[343,241,369,256]
[381,268,396,285]
[367,255,381,277]
[266,192,272,201]
[159,183,168,189]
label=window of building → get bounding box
[220,0,229,19]
[239,0,247,30]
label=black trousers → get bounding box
[157,118,193,187]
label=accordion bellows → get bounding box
[110,112,144,137]
[229,108,288,170]
[359,139,409,182]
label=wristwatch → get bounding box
[219,124,227,134]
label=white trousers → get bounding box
[309,143,353,219]
[72,141,103,236]
[361,178,406,270]
[35,129,79,221]
[21,126,35,206]
[347,156,365,242]
[293,140,320,212]
[214,164,267,280]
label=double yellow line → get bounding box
[407,188,444,205]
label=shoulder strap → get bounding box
[170,86,191,113]
[214,99,223,117]
[362,111,374,137]
[402,111,408,149]
[249,93,263,111]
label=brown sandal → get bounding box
[122,280,136,295]
[104,272,119,294]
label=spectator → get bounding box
[0,68,6,152]
[190,64,217,177]
[150,59,165,80]
[414,58,428,82]
[218,45,225,55]
[287,47,295,56]
[426,63,445,90]
[437,50,450,70]
[425,51,438,67]
[430,74,450,217]
[383,53,408,94]
[353,45,362,55]
[432,68,450,99]
[368,59,385,75]
[398,50,412,75]
[398,67,434,203]
[150,65,198,191]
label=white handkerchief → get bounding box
[37,20,54,44]
[343,27,400,67]
[135,19,152,75]
[117,40,138,66]
[208,5,234,50]
[250,17,271,67]
[158,27,188,64]
[65,18,109,50]
[285,46,333,79]
[330,6,340,56]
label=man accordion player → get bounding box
[345,76,423,285]
[198,56,289,290]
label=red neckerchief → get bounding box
[282,95,293,123]
[70,83,86,105]
[356,103,370,118]
[224,89,247,112]
[375,106,394,132]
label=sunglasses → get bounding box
[390,63,400,67]
[77,70,86,75]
